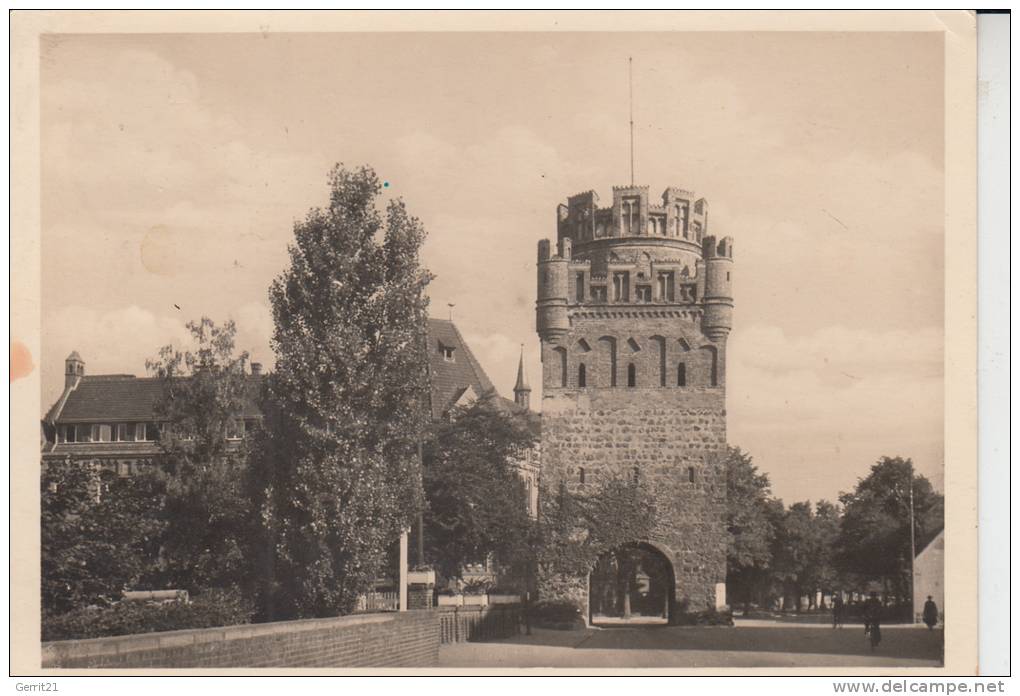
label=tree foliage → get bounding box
[724,447,777,606]
[771,500,840,609]
[253,164,432,618]
[537,475,659,578]
[41,464,165,614]
[835,456,943,598]
[146,317,255,593]
[422,396,536,579]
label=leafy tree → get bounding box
[41,463,164,614]
[422,396,536,579]
[146,317,255,593]
[771,501,816,609]
[537,475,659,579]
[805,500,842,604]
[835,456,943,600]
[253,164,432,619]
[723,446,777,609]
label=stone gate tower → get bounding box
[535,185,733,618]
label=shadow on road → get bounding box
[568,624,943,662]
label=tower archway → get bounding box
[588,542,676,625]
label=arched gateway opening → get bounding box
[588,542,676,625]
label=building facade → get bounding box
[41,352,264,475]
[913,529,944,624]
[535,185,733,618]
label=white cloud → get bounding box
[727,323,944,502]
[42,305,194,407]
[42,302,277,414]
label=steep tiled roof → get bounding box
[49,320,526,426]
[426,318,497,419]
[53,375,264,423]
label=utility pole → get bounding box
[908,462,917,621]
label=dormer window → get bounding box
[439,341,456,363]
[91,424,112,443]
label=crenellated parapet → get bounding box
[557,186,709,247]
[539,184,732,345]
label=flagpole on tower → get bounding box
[629,56,635,186]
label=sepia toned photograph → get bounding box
[11,11,979,675]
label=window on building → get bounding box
[117,460,130,477]
[677,363,687,387]
[60,424,76,443]
[633,467,640,483]
[612,272,629,302]
[578,363,586,388]
[550,346,568,388]
[76,424,91,442]
[590,285,607,303]
[575,272,585,302]
[688,467,696,483]
[635,285,651,303]
[627,363,636,387]
[137,423,158,442]
[91,424,112,442]
[657,272,675,302]
[676,203,689,238]
[226,419,245,441]
[622,196,639,235]
[115,423,130,442]
[441,345,455,362]
[578,467,586,485]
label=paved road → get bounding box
[438,619,944,669]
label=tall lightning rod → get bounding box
[629,57,635,186]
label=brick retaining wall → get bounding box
[42,611,440,669]
[438,605,522,644]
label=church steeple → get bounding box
[513,345,531,410]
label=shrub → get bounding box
[42,588,255,642]
[671,607,734,627]
[461,578,494,596]
[528,599,585,629]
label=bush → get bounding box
[42,588,255,642]
[461,578,494,596]
[528,600,585,630]
[672,607,734,627]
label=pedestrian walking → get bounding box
[832,593,844,629]
[863,592,882,651]
[922,596,938,630]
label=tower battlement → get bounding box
[537,185,732,344]
[557,185,709,249]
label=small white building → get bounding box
[913,529,944,623]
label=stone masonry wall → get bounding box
[41,611,439,669]
[539,386,728,615]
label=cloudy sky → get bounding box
[40,31,944,504]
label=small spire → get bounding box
[514,344,530,393]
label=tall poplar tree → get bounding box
[255,165,432,618]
